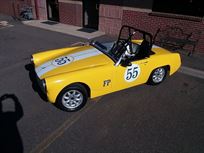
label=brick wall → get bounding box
[34,0,47,20]
[99,5,204,54]
[59,2,82,26]
[0,0,16,16]
[99,4,123,36]
[122,10,204,54]
[0,0,33,18]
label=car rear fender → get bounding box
[166,53,181,75]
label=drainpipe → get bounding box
[34,0,39,19]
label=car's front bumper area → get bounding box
[31,56,47,94]
[36,76,47,94]
[28,57,48,101]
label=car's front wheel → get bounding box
[148,67,168,85]
[56,84,88,112]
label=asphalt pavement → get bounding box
[0,15,204,153]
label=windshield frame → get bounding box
[111,25,153,59]
[90,41,117,62]
[90,25,153,64]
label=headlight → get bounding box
[41,79,47,93]
[31,56,34,64]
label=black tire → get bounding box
[56,84,88,112]
[148,67,167,85]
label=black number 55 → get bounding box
[126,67,138,80]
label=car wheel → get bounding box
[148,67,167,85]
[56,84,88,112]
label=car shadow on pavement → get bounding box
[25,64,48,102]
[0,94,24,153]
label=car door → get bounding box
[114,58,151,91]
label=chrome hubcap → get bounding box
[62,90,83,109]
[152,68,166,83]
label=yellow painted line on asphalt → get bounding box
[29,98,102,153]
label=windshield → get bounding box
[90,41,118,62]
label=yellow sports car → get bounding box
[31,26,181,112]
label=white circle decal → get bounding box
[52,56,74,66]
[124,64,141,82]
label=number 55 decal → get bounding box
[124,64,141,82]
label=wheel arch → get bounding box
[149,65,170,78]
[147,65,170,85]
[164,65,170,75]
[55,82,90,112]
[66,82,91,98]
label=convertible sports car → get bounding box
[31,25,181,112]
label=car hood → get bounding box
[34,46,112,79]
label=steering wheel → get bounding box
[124,41,136,58]
[125,41,133,55]
[114,41,134,66]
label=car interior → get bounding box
[90,25,155,65]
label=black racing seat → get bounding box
[136,40,151,59]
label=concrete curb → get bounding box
[179,66,204,79]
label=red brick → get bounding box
[99,4,123,36]
[122,10,204,54]
[59,2,82,27]
[0,0,34,18]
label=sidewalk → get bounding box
[179,54,204,79]
[180,54,204,71]
[22,20,105,40]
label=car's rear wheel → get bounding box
[148,67,167,85]
[56,84,88,112]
